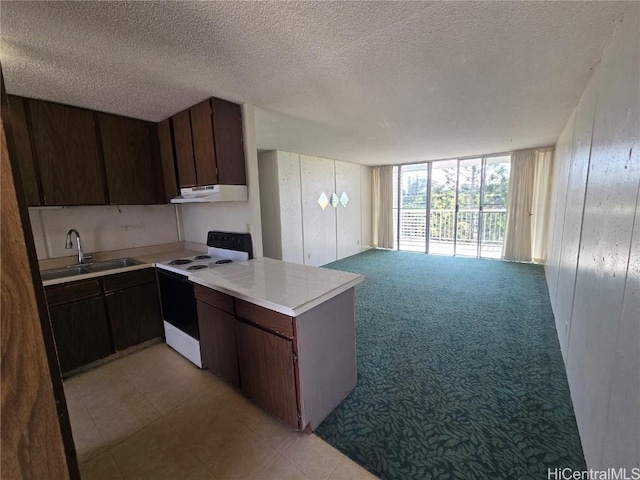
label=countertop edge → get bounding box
[40,246,204,286]
[189,274,363,317]
[42,263,155,287]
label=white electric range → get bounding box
[155,231,253,367]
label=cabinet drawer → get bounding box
[194,284,234,315]
[236,299,294,339]
[45,279,102,307]
[102,268,155,293]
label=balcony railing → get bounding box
[393,208,507,257]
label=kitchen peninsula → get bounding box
[189,257,363,432]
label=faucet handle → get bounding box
[84,253,93,262]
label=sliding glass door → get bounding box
[398,163,428,252]
[394,154,511,258]
[456,158,482,257]
[429,160,457,255]
[480,155,510,258]
[392,166,399,249]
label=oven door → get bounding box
[157,269,199,340]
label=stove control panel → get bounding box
[206,231,253,259]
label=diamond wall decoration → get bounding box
[317,192,329,211]
[340,192,349,207]
[330,192,339,208]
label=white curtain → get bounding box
[372,165,394,249]
[531,148,554,262]
[503,148,554,262]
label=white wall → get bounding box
[178,103,264,258]
[257,150,304,263]
[258,150,372,265]
[257,150,283,260]
[545,3,639,470]
[29,204,179,260]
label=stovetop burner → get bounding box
[156,232,251,276]
[169,259,192,265]
[187,264,209,271]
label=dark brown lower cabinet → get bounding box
[106,283,163,351]
[45,268,163,375]
[193,285,358,431]
[236,321,299,428]
[49,296,112,373]
[197,300,239,388]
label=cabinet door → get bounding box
[236,322,298,428]
[105,283,163,351]
[27,99,106,205]
[212,97,245,185]
[158,119,178,200]
[335,161,362,259]
[7,95,41,205]
[190,99,217,186]
[197,301,239,387]
[49,296,112,373]
[171,109,197,188]
[97,113,164,205]
[300,155,337,267]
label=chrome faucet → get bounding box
[65,229,90,264]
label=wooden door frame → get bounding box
[1,69,79,479]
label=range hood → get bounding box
[170,185,248,203]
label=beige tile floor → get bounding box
[65,343,378,480]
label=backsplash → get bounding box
[29,205,181,260]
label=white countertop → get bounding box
[189,257,363,317]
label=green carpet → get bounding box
[315,249,585,480]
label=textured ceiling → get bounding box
[0,1,630,165]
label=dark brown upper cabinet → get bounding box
[6,95,42,206]
[97,113,165,205]
[27,98,107,206]
[190,99,217,186]
[157,119,179,200]
[212,97,246,185]
[170,97,246,188]
[171,108,197,188]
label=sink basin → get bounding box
[83,258,143,273]
[41,258,143,281]
[41,265,89,281]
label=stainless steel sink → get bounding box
[41,258,143,281]
[41,265,89,281]
[83,258,143,273]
